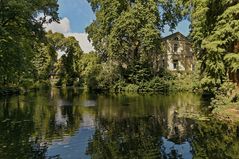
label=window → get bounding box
[173,60,178,69]
[162,59,165,67]
[174,37,179,41]
[174,44,178,52]
[192,64,195,71]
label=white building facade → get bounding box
[161,32,195,72]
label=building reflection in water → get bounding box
[0,89,239,159]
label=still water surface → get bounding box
[0,88,239,159]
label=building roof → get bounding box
[161,32,189,41]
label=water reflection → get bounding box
[0,88,238,159]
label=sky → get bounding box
[44,0,190,53]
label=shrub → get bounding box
[211,81,239,111]
[55,78,66,87]
[96,63,121,90]
[137,77,169,92]
[157,67,175,80]
[32,80,51,89]
[200,76,222,94]
[19,79,35,89]
[125,84,139,92]
[113,80,127,92]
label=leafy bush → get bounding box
[138,77,170,92]
[96,63,121,90]
[169,73,201,92]
[126,62,153,83]
[79,53,101,90]
[157,67,175,80]
[19,79,35,89]
[32,80,51,89]
[200,76,222,94]
[125,84,140,92]
[211,81,239,111]
[112,80,127,92]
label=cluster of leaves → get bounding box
[77,53,173,92]
[86,0,184,84]
[211,81,239,111]
[47,32,83,86]
[180,0,239,92]
[191,119,239,158]
[78,53,122,91]
[0,0,59,87]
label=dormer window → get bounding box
[174,44,178,52]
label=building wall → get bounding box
[161,33,195,71]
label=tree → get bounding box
[32,43,57,81]
[45,32,83,86]
[0,0,59,86]
[86,0,184,83]
[78,52,102,90]
[108,1,161,70]
[180,0,239,91]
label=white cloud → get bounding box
[44,17,94,53]
[44,17,71,33]
[65,33,94,53]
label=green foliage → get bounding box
[32,43,57,81]
[0,0,59,86]
[126,62,153,84]
[124,84,140,92]
[79,53,125,91]
[46,32,83,86]
[200,76,221,94]
[19,79,35,90]
[86,0,184,81]
[112,80,127,92]
[180,0,239,92]
[107,1,161,66]
[224,53,239,72]
[211,81,239,110]
[139,77,169,92]
[78,53,102,90]
[96,63,121,90]
[178,0,239,111]
[112,76,172,93]
[191,119,239,158]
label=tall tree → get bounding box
[0,0,59,86]
[86,0,184,61]
[86,0,183,82]
[32,42,57,81]
[45,32,83,86]
[180,0,239,90]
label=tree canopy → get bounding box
[86,0,184,83]
[0,0,59,85]
[86,0,183,60]
[45,31,83,86]
[180,0,239,90]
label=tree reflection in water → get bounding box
[87,94,239,159]
[0,89,239,159]
[87,114,239,159]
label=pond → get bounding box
[0,88,239,159]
